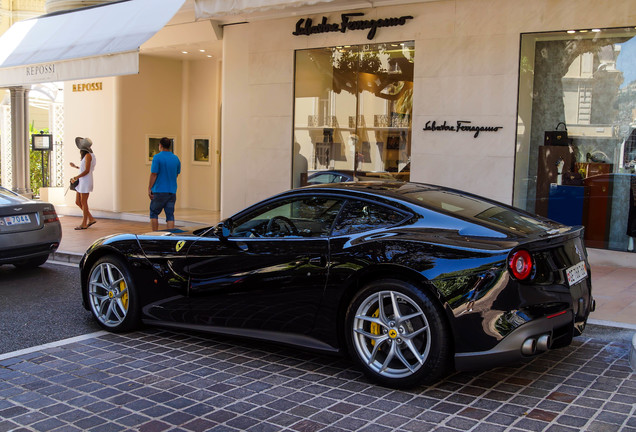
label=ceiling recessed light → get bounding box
[579,30,588,33]
[181,51,188,54]
[207,55,212,58]
[592,29,601,32]
[567,30,576,34]
[199,49,206,52]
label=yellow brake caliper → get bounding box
[370,309,380,345]
[120,281,129,310]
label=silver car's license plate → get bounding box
[566,261,587,286]
[4,214,31,226]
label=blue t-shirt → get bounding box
[151,150,181,193]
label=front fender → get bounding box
[80,234,151,310]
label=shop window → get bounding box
[292,42,414,188]
[514,27,636,252]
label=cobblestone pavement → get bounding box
[0,328,634,432]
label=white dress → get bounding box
[76,153,96,193]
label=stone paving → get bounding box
[0,328,634,432]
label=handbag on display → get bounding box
[544,122,571,146]
[562,170,584,186]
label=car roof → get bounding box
[307,170,393,177]
[299,181,434,198]
[283,181,451,209]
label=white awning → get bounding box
[194,0,335,19]
[0,0,185,88]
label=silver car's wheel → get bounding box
[346,279,450,388]
[352,290,431,379]
[87,256,138,331]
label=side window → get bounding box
[231,197,343,238]
[308,173,332,184]
[332,201,407,236]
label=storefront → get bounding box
[2,0,634,265]
[208,0,635,265]
[0,0,223,215]
[515,27,636,254]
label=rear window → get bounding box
[0,187,25,205]
[403,187,554,235]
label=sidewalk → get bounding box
[52,208,216,260]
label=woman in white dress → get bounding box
[70,137,97,230]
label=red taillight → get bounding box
[509,249,533,280]
[43,209,59,223]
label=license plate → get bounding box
[4,214,31,226]
[566,261,587,286]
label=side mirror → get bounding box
[215,219,232,240]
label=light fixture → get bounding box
[207,55,212,58]
[199,49,206,52]
[579,29,588,33]
[181,51,188,54]
[592,29,601,32]
[567,30,576,34]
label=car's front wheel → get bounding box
[87,255,139,332]
[345,279,451,388]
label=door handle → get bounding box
[309,256,327,267]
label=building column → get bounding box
[10,86,31,195]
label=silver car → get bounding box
[0,186,62,268]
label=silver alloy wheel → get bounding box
[352,290,431,379]
[88,262,129,328]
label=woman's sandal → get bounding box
[74,226,87,230]
[87,220,97,227]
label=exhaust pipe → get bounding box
[536,334,551,352]
[521,338,536,355]
[522,334,551,355]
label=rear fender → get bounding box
[332,263,454,355]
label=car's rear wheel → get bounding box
[345,279,451,388]
[87,255,139,332]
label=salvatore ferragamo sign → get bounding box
[423,120,503,138]
[292,13,413,40]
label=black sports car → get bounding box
[80,182,594,388]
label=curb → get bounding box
[631,333,636,372]
[50,251,82,265]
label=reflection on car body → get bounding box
[0,186,61,268]
[306,169,396,185]
[79,182,594,388]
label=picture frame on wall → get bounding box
[386,135,400,150]
[193,136,211,165]
[146,135,175,164]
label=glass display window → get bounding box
[292,41,414,188]
[514,27,636,252]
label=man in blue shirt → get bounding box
[148,137,181,231]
